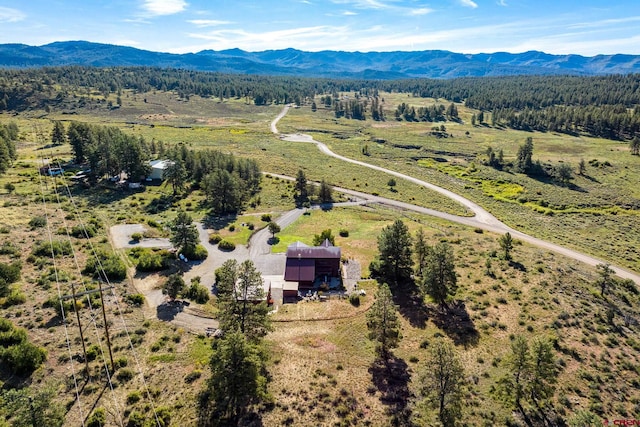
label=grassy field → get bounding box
[276,97,640,272]
[265,205,640,426]
[1,88,640,426]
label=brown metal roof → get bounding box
[286,240,341,259]
[284,258,315,282]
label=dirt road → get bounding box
[271,106,640,284]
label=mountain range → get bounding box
[1,41,640,79]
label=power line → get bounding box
[35,151,86,426]
[47,165,125,427]
[50,156,162,427]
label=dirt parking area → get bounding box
[110,224,172,249]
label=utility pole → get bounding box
[98,277,115,373]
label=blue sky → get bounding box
[1,0,639,55]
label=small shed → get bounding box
[147,159,173,181]
[263,275,299,305]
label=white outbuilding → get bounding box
[147,159,173,181]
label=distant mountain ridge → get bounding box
[1,41,640,79]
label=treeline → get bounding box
[394,102,458,122]
[0,122,18,175]
[164,143,261,214]
[2,66,640,139]
[67,122,150,180]
[63,121,261,213]
[491,104,640,140]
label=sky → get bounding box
[1,0,640,56]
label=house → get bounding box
[284,240,341,290]
[147,159,173,181]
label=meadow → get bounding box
[1,87,639,426]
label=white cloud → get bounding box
[567,16,640,30]
[409,8,433,16]
[343,11,358,15]
[330,0,394,10]
[0,6,26,23]
[141,0,187,16]
[458,0,478,9]
[184,25,353,52]
[188,19,232,27]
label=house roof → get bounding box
[284,258,315,282]
[285,240,341,259]
[149,159,173,170]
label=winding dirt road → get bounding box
[271,105,640,284]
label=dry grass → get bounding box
[2,89,640,426]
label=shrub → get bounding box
[83,251,126,281]
[70,225,97,238]
[115,357,128,369]
[184,370,202,383]
[208,233,222,244]
[0,339,47,375]
[116,368,134,383]
[261,214,271,222]
[31,240,72,257]
[247,222,255,230]
[186,282,210,304]
[2,289,26,307]
[218,240,236,251]
[131,248,171,272]
[125,294,145,306]
[126,391,142,404]
[87,408,106,427]
[85,344,100,361]
[228,224,235,232]
[183,244,208,261]
[127,411,145,427]
[0,241,20,257]
[130,232,143,242]
[0,261,21,296]
[29,216,47,229]
[349,293,360,307]
[339,228,349,237]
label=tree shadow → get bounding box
[368,355,413,426]
[430,301,479,348]
[392,282,429,329]
[72,183,132,207]
[156,300,186,321]
[509,260,527,272]
[202,213,238,230]
[582,174,600,183]
[197,389,266,427]
[267,236,280,245]
[565,182,587,193]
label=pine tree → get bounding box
[200,331,267,426]
[421,242,457,308]
[421,339,465,426]
[366,283,401,360]
[50,121,66,145]
[516,137,534,173]
[217,260,271,342]
[373,219,413,289]
[169,210,199,257]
